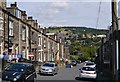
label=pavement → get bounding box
[96,69,110,81]
[96,65,112,82]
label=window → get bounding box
[15,9,21,18]
[22,27,26,41]
[0,22,2,30]
[9,20,13,36]
[43,38,46,48]
[38,36,41,46]
[0,11,3,30]
[0,11,2,18]
[32,31,34,38]
[0,43,1,54]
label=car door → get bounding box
[25,66,35,81]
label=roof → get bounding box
[44,62,55,64]
[12,62,33,66]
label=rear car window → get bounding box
[86,63,94,65]
[82,67,95,71]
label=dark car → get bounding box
[2,63,37,82]
[77,60,81,64]
[18,58,31,63]
[70,60,77,66]
[66,63,72,68]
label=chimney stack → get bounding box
[11,2,17,8]
[21,11,27,22]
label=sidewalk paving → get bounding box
[96,65,112,82]
[96,69,110,81]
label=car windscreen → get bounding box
[82,67,95,71]
[86,62,94,65]
[71,60,76,62]
[5,64,27,72]
[43,63,54,67]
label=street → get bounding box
[35,63,96,82]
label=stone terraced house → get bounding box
[0,2,65,62]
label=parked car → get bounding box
[2,63,37,82]
[79,66,97,79]
[39,62,59,76]
[84,62,96,68]
[77,60,81,64]
[85,60,91,63]
[18,58,31,63]
[70,60,77,66]
[66,62,72,68]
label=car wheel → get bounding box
[22,80,26,82]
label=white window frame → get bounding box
[22,27,26,41]
[9,20,13,36]
[43,39,46,48]
[0,42,2,54]
[0,11,3,30]
[14,9,21,18]
[38,36,41,46]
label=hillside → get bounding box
[47,26,108,61]
[47,26,107,35]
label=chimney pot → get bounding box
[28,16,33,20]
[11,2,17,7]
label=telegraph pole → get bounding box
[111,0,119,81]
[112,0,118,31]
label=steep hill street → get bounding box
[35,63,96,82]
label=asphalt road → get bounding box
[35,62,96,82]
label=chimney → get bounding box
[34,20,38,28]
[11,2,17,8]
[27,16,34,27]
[21,11,27,21]
[28,16,33,20]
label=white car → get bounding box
[84,62,96,68]
[39,62,59,76]
[79,66,97,79]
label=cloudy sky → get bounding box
[6,0,116,29]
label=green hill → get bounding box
[47,26,108,61]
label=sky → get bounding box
[6,0,116,29]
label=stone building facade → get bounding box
[0,2,64,62]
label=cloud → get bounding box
[52,19,67,24]
[7,0,113,2]
[50,0,69,9]
[39,8,60,17]
[34,0,69,20]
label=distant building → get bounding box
[96,35,106,38]
[0,1,6,57]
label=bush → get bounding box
[69,55,78,61]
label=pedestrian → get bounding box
[2,50,9,70]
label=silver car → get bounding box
[39,62,59,76]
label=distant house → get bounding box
[96,35,106,38]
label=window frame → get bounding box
[9,20,14,36]
[22,26,26,41]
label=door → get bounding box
[25,66,36,81]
